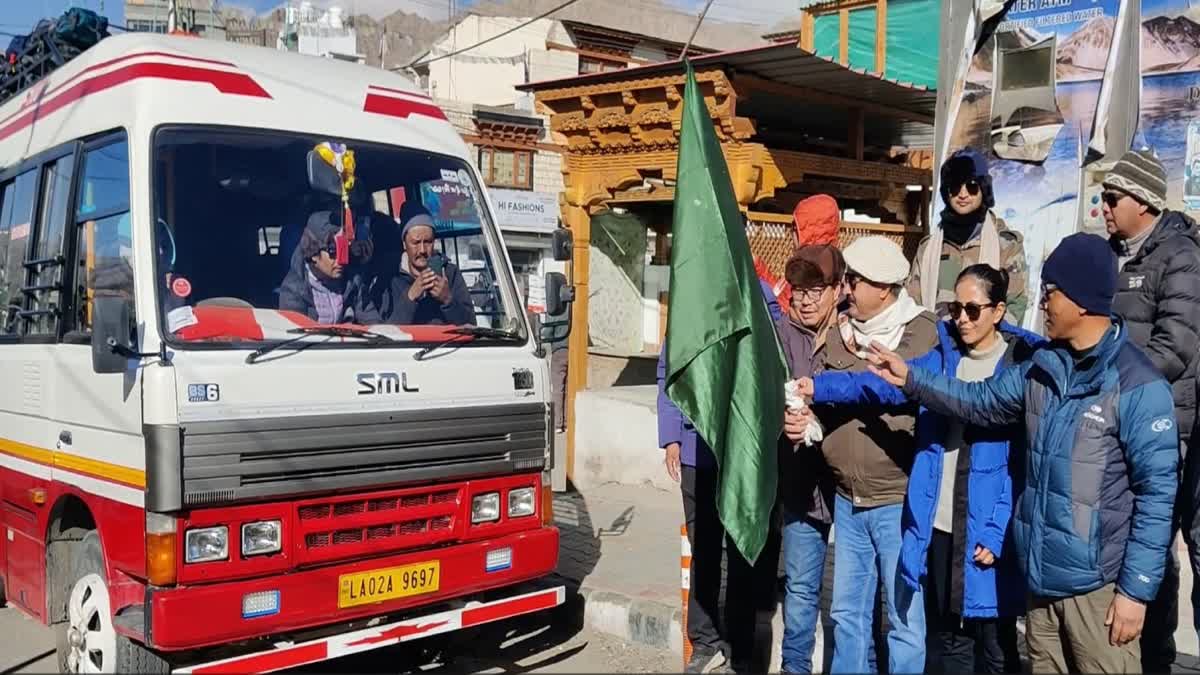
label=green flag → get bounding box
[664,62,787,564]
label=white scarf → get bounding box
[919,210,1002,312]
[841,288,926,358]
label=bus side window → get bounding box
[26,155,75,335]
[0,170,37,336]
[69,136,132,337]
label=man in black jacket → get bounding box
[369,210,476,326]
[1103,147,1200,673]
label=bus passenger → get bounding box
[373,210,476,326]
[278,216,363,324]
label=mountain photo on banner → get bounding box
[663,62,787,565]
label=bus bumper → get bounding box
[172,584,565,673]
[148,525,558,654]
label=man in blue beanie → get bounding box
[867,232,1180,672]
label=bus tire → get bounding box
[56,531,169,674]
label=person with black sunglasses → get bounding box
[797,264,1041,673]
[909,148,1029,328]
[278,215,368,324]
[1102,148,1200,674]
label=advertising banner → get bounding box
[946,0,1200,328]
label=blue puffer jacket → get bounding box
[904,319,1179,602]
[813,321,1043,618]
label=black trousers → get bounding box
[924,530,1021,674]
[549,348,568,431]
[682,465,757,663]
[1141,437,1198,673]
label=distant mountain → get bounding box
[1142,14,1200,71]
[1057,16,1113,72]
[356,10,448,69]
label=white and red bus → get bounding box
[0,30,572,673]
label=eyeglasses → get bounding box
[1101,190,1128,208]
[949,180,982,197]
[791,286,832,305]
[948,301,997,321]
[844,272,864,289]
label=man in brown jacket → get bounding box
[814,235,939,673]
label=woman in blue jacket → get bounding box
[799,264,1043,673]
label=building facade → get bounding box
[124,0,226,40]
[406,11,731,315]
[278,3,363,63]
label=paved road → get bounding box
[0,593,675,673]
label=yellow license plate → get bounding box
[338,561,440,609]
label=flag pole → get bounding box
[680,0,715,61]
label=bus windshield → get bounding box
[152,126,523,346]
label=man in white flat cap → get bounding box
[811,235,938,673]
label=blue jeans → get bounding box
[830,495,925,674]
[781,511,829,673]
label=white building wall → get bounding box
[297,28,358,59]
[426,16,563,106]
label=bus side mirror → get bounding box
[544,272,574,317]
[91,295,133,374]
[551,228,573,262]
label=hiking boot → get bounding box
[685,647,728,674]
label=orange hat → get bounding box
[792,194,840,246]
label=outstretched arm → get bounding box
[868,342,1026,428]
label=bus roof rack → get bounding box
[2,8,110,107]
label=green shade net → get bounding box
[848,7,878,72]
[886,0,939,88]
[812,12,839,60]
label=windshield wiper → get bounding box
[246,325,399,364]
[414,325,525,361]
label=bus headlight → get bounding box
[508,487,536,518]
[472,493,500,524]
[241,521,282,557]
[185,526,228,563]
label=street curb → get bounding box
[550,574,683,655]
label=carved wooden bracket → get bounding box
[537,68,751,154]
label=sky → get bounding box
[0,0,794,34]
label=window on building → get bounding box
[477,147,533,190]
[70,136,133,337]
[0,170,37,336]
[578,56,625,75]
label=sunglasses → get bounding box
[948,301,997,321]
[1101,190,1128,208]
[949,180,982,197]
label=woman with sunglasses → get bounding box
[279,215,367,324]
[798,264,1045,673]
[908,147,1030,328]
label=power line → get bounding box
[410,0,584,68]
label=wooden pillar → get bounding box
[838,9,850,65]
[800,10,815,51]
[848,108,865,161]
[562,201,591,483]
[875,0,887,74]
